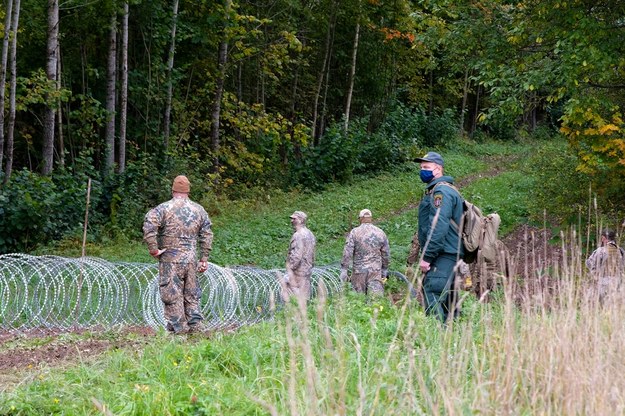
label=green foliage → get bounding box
[560,98,625,206]
[0,164,101,254]
[521,138,592,223]
[67,95,109,150]
[292,103,460,189]
[463,171,533,235]
[293,122,359,188]
[16,69,72,109]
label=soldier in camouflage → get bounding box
[586,229,625,302]
[143,175,213,334]
[340,209,390,296]
[285,211,316,300]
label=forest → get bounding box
[1,0,624,253]
[3,2,625,414]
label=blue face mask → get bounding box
[420,169,435,183]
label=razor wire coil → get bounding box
[0,254,343,333]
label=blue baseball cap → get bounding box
[414,151,444,167]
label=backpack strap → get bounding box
[431,181,463,232]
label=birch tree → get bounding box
[163,0,179,150]
[42,0,59,175]
[210,0,232,170]
[344,21,359,132]
[0,0,14,171]
[4,0,20,181]
[118,1,128,173]
[104,6,117,174]
[56,45,63,167]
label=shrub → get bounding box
[291,103,460,188]
[0,166,101,254]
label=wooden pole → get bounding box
[76,178,91,326]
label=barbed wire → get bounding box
[0,254,343,333]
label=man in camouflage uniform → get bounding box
[143,175,213,334]
[586,229,625,302]
[340,209,390,296]
[285,211,316,300]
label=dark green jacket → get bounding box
[417,176,464,263]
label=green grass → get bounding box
[4,279,625,414]
[4,138,625,414]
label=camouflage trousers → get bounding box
[351,270,384,296]
[598,276,621,303]
[159,262,203,333]
[285,272,312,300]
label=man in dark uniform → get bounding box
[413,151,464,322]
[143,175,213,334]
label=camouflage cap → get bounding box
[172,175,191,193]
[359,209,372,218]
[414,151,444,167]
[290,211,308,222]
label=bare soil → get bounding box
[0,326,156,372]
[0,156,558,386]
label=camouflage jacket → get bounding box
[143,197,213,263]
[287,226,316,276]
[586,243,625,278]
[341,223,390,276]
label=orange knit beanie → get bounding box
[172,175,191,193]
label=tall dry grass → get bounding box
[263,227,625,415]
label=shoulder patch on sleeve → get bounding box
[433,193,443,208]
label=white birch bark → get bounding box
[42,0,59,175]
[104,7,118,173]
[0,0,14,171]
[4,0,20,181]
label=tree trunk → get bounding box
[237,63,242,102]
[311,1,337,145]
[56,44,64,167]
[104,7,117,174]
[428,70,434,115]
[0,0,14,172]
[318,31,334,141]
[4,0,20,182]
[470,84,481,136]
[163,0,179,150]
[459,68,469,134]
[118,1,129,173]
[42,0,59,175]
[344,21,359,133]
[210,0,231,171]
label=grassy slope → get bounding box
[41,141,529,270]
[8,140,586,415]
